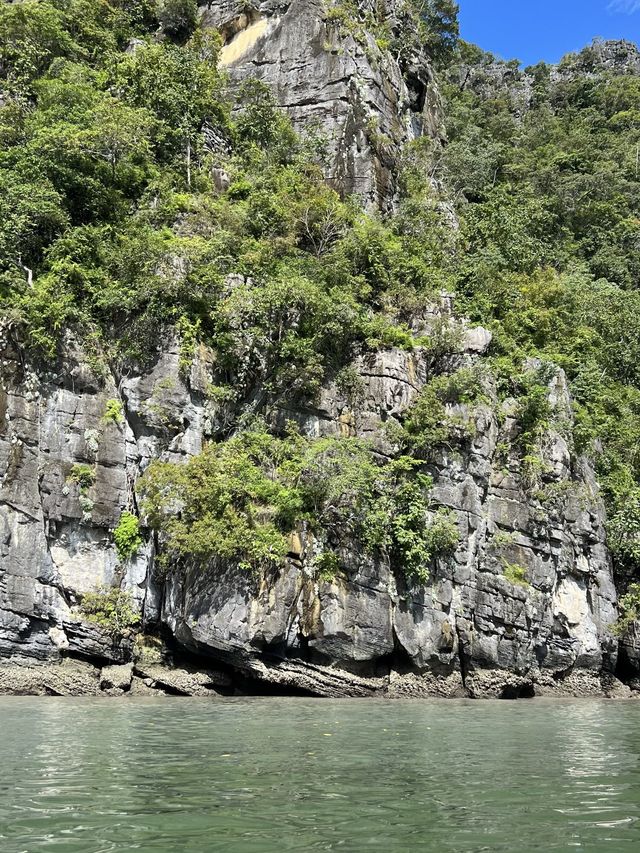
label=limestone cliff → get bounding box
[0,7,628,698]
[203,0,444,209]
[0,299,620,697]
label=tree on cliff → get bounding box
[417,0,460,67]
[158,0,198,39]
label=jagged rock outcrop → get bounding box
[457,38,640,117]
[0,295,620,697]
[202,0,443,208]
[556,39,640,77]
[161,330,619,698]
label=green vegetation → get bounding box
[140,424,458,583]
[433,40,640,587]
[613,583,640,636]
[395,366,486,455]
[0,3,461,588]
[0,0,454,389]
[113,511,143,562]
[492,531,516,549]
[323,1,459,69]
[416,1,460,68]
[102,398,124,425]
[80,586,140,637]
[3,2,640,592]
[158,0,198,40]
[315,550,342,583]
[68,463,95,492]
[502,562,530,588]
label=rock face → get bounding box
[162,336,619,698]
[0,300,620,698]
[202,0,443,209]
[556,39,640,77]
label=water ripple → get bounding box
[1,698,640,851]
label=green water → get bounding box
[1,698,640,851]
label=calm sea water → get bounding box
[1,697,640,852]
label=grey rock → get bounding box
[100,663,134,692]
[0,297,621,700]
[202,0,443,210]
[129,675,166,695]
[134,662,231,696]
[0,659,101,696]
[463,326,493,354]
[0,13,626,699]
[620,621,640,674]
[243,656,385,698]
[63,620,133,664]
[170,350,617,695]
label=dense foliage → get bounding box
[113,511,143,562]
[325,0,459,68]
[0,0,462,583]
[140,424,458,583]
[0,0,453,374]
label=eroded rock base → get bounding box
[0,647,634,700]
[0,651,233,698]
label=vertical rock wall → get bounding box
[202,0,443,208]
[0,304,619,697]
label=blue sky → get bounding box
[459,0,640,66]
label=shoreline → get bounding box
[1,658,637,701]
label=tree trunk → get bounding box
[17,256,33,288]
